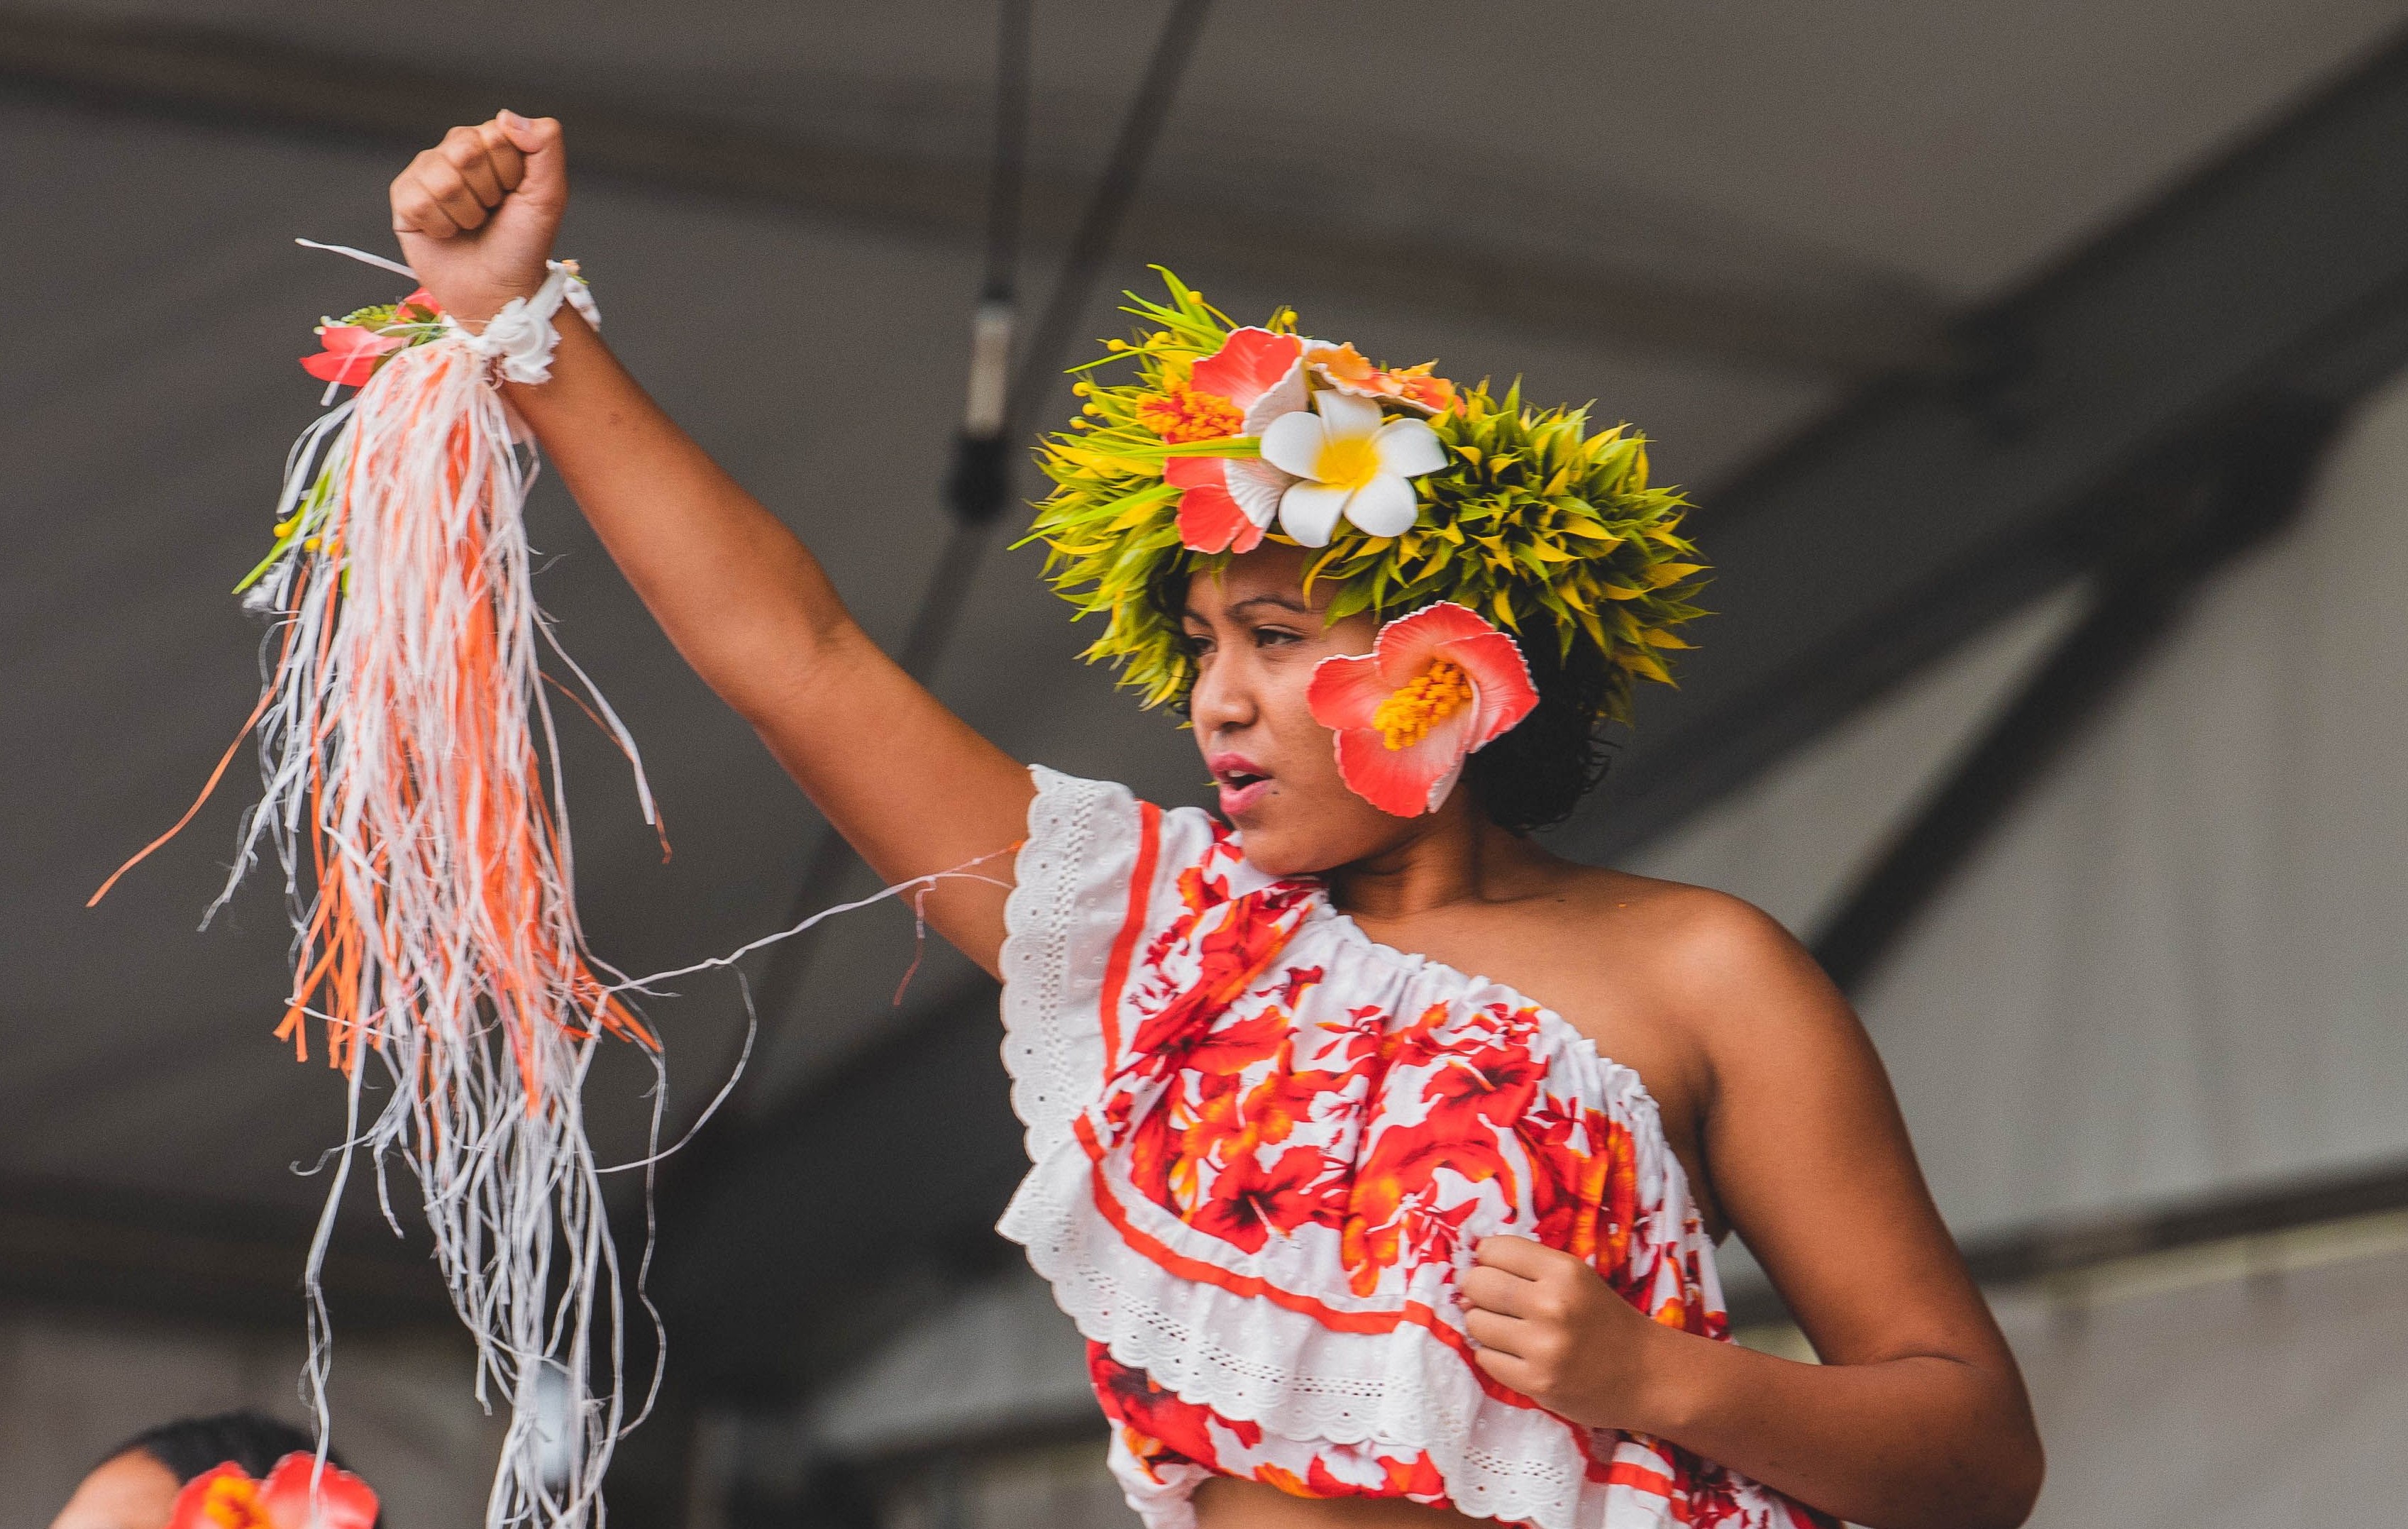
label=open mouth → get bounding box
[1208,754,1274,814]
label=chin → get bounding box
[1235,832,1320,878]
[1232,807,1389,879]
[1226,803,1322,877]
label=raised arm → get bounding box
[390,114,1032,971]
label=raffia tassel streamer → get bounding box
[87,253,1038,1526]
[224,332,656,1528]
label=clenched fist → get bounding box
[1461,1234,1681,1433]
[389,111,569,326]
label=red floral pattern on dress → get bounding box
[1028,792,1832,1529]
[1093,1342,1462,1514]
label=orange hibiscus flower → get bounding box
[1304,341,1457,415]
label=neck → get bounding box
[1325,796,1553,923]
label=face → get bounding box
[1183,545,1464,875]
[50,1452,180,1529]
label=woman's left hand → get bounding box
[1459,1235,1679,1432]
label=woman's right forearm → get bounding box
[387,115,1034,972]
[504,311,854,726]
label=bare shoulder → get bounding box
[1532,861,1853,1059]
[1542,861,1812,983]
[1462,861,1858,1232]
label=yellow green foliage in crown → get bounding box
[1022,270,1707,724]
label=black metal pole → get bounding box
[731,0,1219,1086]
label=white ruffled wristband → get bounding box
[453,259,600,385]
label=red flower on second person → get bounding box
[167,1453,378,1529]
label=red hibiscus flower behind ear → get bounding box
[170,1453,378,1529]
[299,324,404,387]
[1306,602,1539,817]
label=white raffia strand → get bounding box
[162,252,1020,1523]
[223,333,658,1528]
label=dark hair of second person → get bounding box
[114,1409,329,1481]
[49,1411,380,1529]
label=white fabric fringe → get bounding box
[460,260,599,385]
[224,331,654,1528]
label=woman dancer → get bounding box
[382,114,2042,1529]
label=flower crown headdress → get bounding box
[1026,272,1708,758]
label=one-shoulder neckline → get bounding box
[1299,890,1669,1130]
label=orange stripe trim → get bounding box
[1072,1115,1550,1415]
[1096,800,1161,1066]
[1070,802,1607,1455]
[1602,1459,1677,1497]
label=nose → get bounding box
[1189,649,1258,739]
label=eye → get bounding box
[1249,624,1303,650]
[1181,625,1216,658]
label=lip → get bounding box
[1217,778,1274,817]
[1207,752,1274,817]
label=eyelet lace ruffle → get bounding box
[995,768,1822,1529]
[998,766,1125,1163]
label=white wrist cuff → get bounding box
[458,260,600,385]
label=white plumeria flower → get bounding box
[1258,391,1448,546]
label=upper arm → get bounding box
[744,619,1034,977]
[513,321,1034,974]
[1669,899,2019,1378]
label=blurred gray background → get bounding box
[6,1,2408,1523]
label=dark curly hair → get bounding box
[101,1410,380,1525]
[1461,627,1614,832]
[111,1409,324,1481]
[1155,575,1613,833]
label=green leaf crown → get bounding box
[1022,270,1708,724]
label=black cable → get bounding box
[896,514,1005,676]
[902,0,1217,677]
[1005,0,1214,444]
[727,0,1217,1115]
[941,0,1032,537]
[981,0,1034,302]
